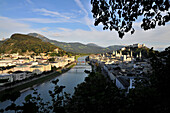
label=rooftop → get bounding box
[13,71,24,74]
[30,65,42,68]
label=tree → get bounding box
[91,0,170,38]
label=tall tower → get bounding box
[139,51,142,59]
[115,51,117,57]
[127,52,129,57]
[112,50,115,55]
[120,50,122,56]
[136,54,139,58]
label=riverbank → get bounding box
[0,62,76,102]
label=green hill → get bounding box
[28,33,124,54]
[0,34,61,54]
[49,41,111,54]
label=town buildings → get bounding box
[89,43,151,93]
[0,53,75,86]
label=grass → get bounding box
[0,63,76,102]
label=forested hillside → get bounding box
[0,34,61,54]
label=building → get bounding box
[30,65,44,74]
[13,65,30,72]
[54,48,59,53]
[0,74,13,86]
[38,64,51,72]
[12,71,33,81]
[13,71,27,81]
[116,76,136,93]
[132,43,145,48]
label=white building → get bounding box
[0,74,13,86]
[12,71,33,81]
[132,43,145,48]
[116,76,135,93]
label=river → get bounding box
[0,56,91,112]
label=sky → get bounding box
[0,0,170,51]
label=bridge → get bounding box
[75,61,90,65]
[71,65,91,72]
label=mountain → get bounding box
[28,33,50,42]
[86,43,100,47]
[49,41,110,54]
[0,34,62,54]
[0,41,4,47]
[28,33,124,54]
[0,38,9,46]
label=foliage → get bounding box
[66,72,123,113]
[91,0,170,38]
[48,52,60,57]
[149,46,170,111]
[66,52,72,57]
[49,79,71,113]
[0,90,21,102]
[48,58,55,62]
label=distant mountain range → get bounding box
[28,33,125,54]
[86,43,100,47]
[0,33,124,54]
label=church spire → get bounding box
[139,51,142,59]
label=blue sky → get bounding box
[0,0,170,50]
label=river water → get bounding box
[0,56,91,111]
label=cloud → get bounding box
[18,8,82,24]
[41,27,49,31]
[18,18,67,23]
[74,0,95,31]
[74,0,88,15]
[57,28,72,32]
[33,8,70,19]
[26,0,33,4]
[0,16,35,38]
[18,18,81,23]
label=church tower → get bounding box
[139,51,142,59]
[112,51,115,55]
[131,51,133,57]
[120,50,122,56]
[115,51,117,57]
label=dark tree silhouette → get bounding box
[91,0,170,38]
